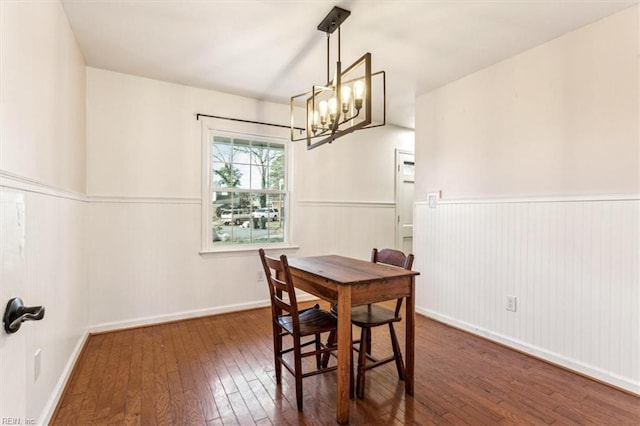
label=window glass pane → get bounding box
[268,146,285,189]
[212,137,232,163]
[208,133,287,249]
[249,141,269,168]
[212,162,241,188]
[403,161,415,176]
[214,201,248,245]
[213,192,241,245]
[254,193,284,244]
[212,191,233,217]
[252,139,270,152]
[250,165,264,190]
[232,139,251,164]
[235,164,251,189]
[211,192,285,246]
[268,166,284,190]
[269,144,285,159]
[266,194,284,222]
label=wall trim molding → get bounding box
[87,195,201,204]
[0,175,402,208]
[88,294,317,334]
[416,307,640,396]
[38,331,90,425]
[0,170,86,202]
[297,200,395,208]
[0,171,204,205]
[416,193,640,206]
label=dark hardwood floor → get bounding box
[52,302,639,425]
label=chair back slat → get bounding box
[272,296,291,313]
[259,249,300,331]
[372,248,414,270]
[371,248,415,316]
[271,278,289,295]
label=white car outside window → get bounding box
[252,208,279,221]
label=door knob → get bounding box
[3,297,45,334]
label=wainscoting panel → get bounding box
[0,174,89,424]
[86,199,396,329]
[413,196,639,394]
[294,200,396,259]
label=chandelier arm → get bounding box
[336,108,360,126]
[311,108,358,137]
[331,110,341,134]
[313,128,331,138]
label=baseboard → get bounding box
[88,294,318,334]
[89,300,270,333]
[38,330,90,425]
[416,307,640,396]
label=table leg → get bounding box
[405,277,415,395]
[336,285,351,424]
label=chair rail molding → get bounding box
[87,195,201,204]
[416,193,639,206]
[297,199,395,208]
[0,169,87,202]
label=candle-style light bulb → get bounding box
[318,100,328,125]
[341,85,352,114]
[328,97,338,123]
[353,81,365,110]
[311,110,319,133]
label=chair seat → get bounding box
[350,304,401,327]
[278,307,337,336]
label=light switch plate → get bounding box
[427,192,439,208]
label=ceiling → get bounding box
[61,0,636,129]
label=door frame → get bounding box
[394,149,415,251]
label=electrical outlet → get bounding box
[34,349,41,381]
[506,296,517,312]
[256,271,264,282]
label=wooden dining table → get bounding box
[286,255,419,425]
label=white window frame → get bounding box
[200,125,294,253]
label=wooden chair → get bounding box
[329,248,414,398]
[258,248,338,411]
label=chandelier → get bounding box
[290,6,386,150]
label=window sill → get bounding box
[199,243,300,256]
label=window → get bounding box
[202,131,288,251]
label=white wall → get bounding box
[293,124,414,257]
[0,1,88,423]
[414,6,639,393]
[1,1,86,193]
[416,6,639,201]
[86,68,414,329]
